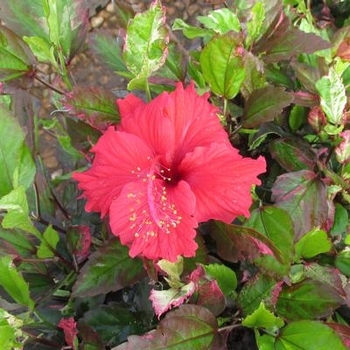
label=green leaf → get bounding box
[83,302,144,345]
[89,30,131,77]
[242,302,284,330]
[197,8,241,35]
[204,263,237,297]
[42,0,89,59]
[72,238,146,297]
[295,227,332,260]
[0,105,35,196]
[172,19,212,40]
[275,321,347,349]
[57,135,83,160]
[23,36,56,65]
[112,305,221,350]
[0,227,35,257]
[245,206,294,278]
[200,32,245,99]
[123,0,168,87]
[242,85,293,128]
[271,170,332,240]
[0,309,23,349]
[335,248,350,277]
[0,255,34,309]
[237,273,279,316]
[37,225,60,259]
[63,86,120,131]
[288,104,308,131]
[276,279,344,320]
[0,25,35,82]
[157,257,184,288]
[0,187,39,237]
[315,67,347,126]
[245,2,265,47]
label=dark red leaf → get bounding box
[254,14,330,63]
[271,170,334,240]
[243,85,293,128]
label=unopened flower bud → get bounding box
[308,106,327,133]
[335,130,350,164]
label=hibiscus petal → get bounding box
[179,143,266,223]
[109,179,198,261]
[163,82,230,162]
[73,126,154,216]
[116,93,145,119]
[118,92,176,161]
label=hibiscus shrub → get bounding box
[0,0,350,349]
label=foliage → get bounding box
[0,0,350,349]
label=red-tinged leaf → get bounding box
[0,25,35,82]
[266,27,330,62]
[209,220,282,264]
[276,279,344,321]
[333,26,350,60]
[269,137,317,172]
[112,305,222,350]
[66,225,92,261]
[254,14,330,63]
[0,0,88,60]
[63,86,120,131]
[290,61,325,94]
[245,206,294,278]
[0,2,47,41]
[194,279,225,317]
[242,85,293,128]
[271,170,334,240]
[325,323,350,348]
[149,282,195,319]
[275,321,347,350]
[76,323,104,349]
[237,273,279,316]
[189,266,226,316]
[304,264,347,300]
[72,238,146,298]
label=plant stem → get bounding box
[34,74,66,95]
[145,79,152,102]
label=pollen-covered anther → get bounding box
[129,212,137,221]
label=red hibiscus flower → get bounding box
[73,82,266,262]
